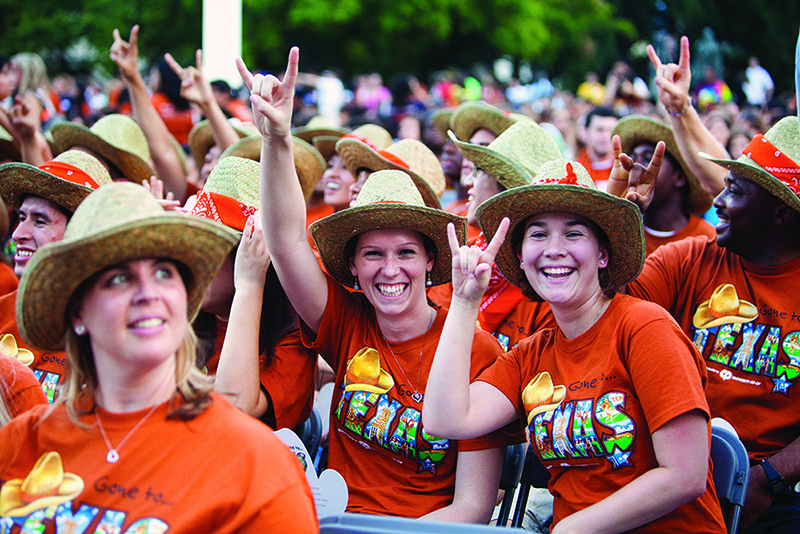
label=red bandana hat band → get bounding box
[743,134,800,197]
[534,162,589,187]
[38,161,100,190]
[190,190,257,231]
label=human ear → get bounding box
[598,245,610,268]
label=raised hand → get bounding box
[648,35,692,116]
[142,175,181,211]
[608,135,665,212]
[110,26,140,81]
[165,49,214,107]
[447,218,509,303]
[235,47,298,138]
[234,214,271,291]
[9,94,41,140]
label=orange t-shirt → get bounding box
[0,263,18,297]
[0,395,317,533]
[0,356,48,418]
[575,147,612,185]
[0,290,66,403]
[151,93,195,145]
[204,319,316,430]
[478,294,725,532]
[302,276,519,517]
[644,214,716,257]
[629,236,800,461]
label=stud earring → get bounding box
[74,325,86,336]
[520,261,525,269]
[426,271,432,287]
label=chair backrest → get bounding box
[295,407,324,460]
[510,445,552,528]
[710,424,750,534]
[497,443,527,527]
[320,513,524,533]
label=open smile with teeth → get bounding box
[377,283,407,298]
[326,182,341,191]
[131,318,165,328]
[15,250,33,258]
[541,267,574,280]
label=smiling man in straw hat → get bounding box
[0,150,112,403]
[613,115,715,256]
[618,115,800,531]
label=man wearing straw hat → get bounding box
[0,150,112,402]
[617,116,800,532]
[613,116,715,256]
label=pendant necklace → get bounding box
[95,403,160,463]
[381,307,436,404]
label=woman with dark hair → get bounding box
[424,158,727,533]
[0,182,316,531]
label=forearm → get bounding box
[19,132,49,166]
[668,106,728,197]
[198,97,240,154]
[125,74,187,198]
[424,296,480,438]
[213,284,268,417]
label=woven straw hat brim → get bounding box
[293,126,349,143]
[309,204,466,288]
[450,131,534,189]
[614,117,712,215]
[450,102,517,142]
[51,123,154,185]
[701,152,800,213]
[313,135,341,163]
[430,109,454,138]
[476,185,645,290]
[0,163,94,211]
[188,121,253,170]
[219,136,325,201]
[336,138,442,209]
[17,215,238,351]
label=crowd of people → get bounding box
[0,22,797,534]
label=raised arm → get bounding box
[9,94,51,166]
[648,36,727,197]
[424,220,517,440]
[214,214,270,417]
[237,49,328,334]
[110,25,187,199]
[165,50,240,154]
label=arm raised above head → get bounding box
[237,49,328,334]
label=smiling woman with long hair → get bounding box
[0,183,316,532]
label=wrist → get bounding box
[668,101,692,118]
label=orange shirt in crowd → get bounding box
[0,356,47,418]
[575,147,612,186]
[0,395,318,533]
[644,214,716,257]
[0,262,18,297]
[0,290,65,403]
[629,236,800,461]
[151,93,195,145]
[478,294,726,533]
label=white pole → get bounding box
[202,0,242,87]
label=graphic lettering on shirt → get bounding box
[690,283,799,396]
[0,453,172,533]
[525,373,636,470]
[333,347,450,475]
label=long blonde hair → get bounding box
[10,52,49,95]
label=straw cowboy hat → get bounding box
[522,372,566,425]
[0,452,84,518]
[336,137,445,208]
[292,115,350,143]
[477,159,645,290]
[0,150,112,212]
[218,135,326,201]
[613,116,713,215]
[344,347,394,394]
[312,123,392,162]
[189,156,259,234]
[0,125,21,162]
[449,101,521,142]
[17,182,238,351]
[451,120,563,189]
[188,119,260,170]
[430,109,454,139]
[310,169,466,289]
[701,115,800,213]
[50,114,154,185]
[692,283,758,330]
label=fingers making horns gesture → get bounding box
[608,136,666,212]
[447,218,510,304]
[236,48,299,138]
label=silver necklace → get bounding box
[95,404,160,463]
[380,307,436,403]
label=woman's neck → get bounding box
[376,302,436,343]
[551,291,612,340]
[94,357,178,413]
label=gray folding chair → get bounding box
[710,422,750,533]
[320,513,524,533]
[510,445,551,528]
[496,443,526,527]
